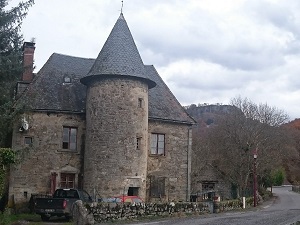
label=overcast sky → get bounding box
[9,0,300,120]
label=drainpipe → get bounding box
[187,127,192,201]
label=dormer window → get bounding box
[64,77,71,83]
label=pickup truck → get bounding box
[34,188,92,221]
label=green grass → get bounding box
[0,211,72,225]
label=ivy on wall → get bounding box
[0,148,16,195]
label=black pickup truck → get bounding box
[34,188,92,221]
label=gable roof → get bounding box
[19,53,195,124]
[81,13,156,88]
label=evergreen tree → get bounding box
[0,0,34,147]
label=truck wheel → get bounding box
[41,214,50,221]
[65,215,71,221]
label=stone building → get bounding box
[186,104,239,200]
[9,13,195,205]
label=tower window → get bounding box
[138,98,143,108]
[136,137,142,150]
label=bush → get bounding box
[272,168,285,186]
[0,209,12,225]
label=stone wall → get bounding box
[84,77,149,200]
[147,121,192,202]
[9,112,85,204]
[78,198,253,224]
[90,201,211,223]
[9,79,193,205]
[191,163,232,200]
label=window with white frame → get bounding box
[62,127,77,151]
[150,133,165,155]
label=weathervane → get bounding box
[121,0,124,14]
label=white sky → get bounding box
[8,0,300,120]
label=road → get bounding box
[130,186,300,225]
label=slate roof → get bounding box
[19,13,194,124]
[81,13,156,89]
[20,53,194,124]
[146,65,195,123]
[19,53,94,112]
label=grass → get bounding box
[0,211,72,225]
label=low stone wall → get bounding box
[88,202,209,223]
[84,199,253,223]
[214,198,253,213]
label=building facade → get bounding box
[9,14,195,205]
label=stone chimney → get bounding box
[22,42,35,82]
[16,42,36,99]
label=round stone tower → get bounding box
[81,13,155,200]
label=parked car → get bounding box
[34,188,92,221]
[114,195,143,203]
[100,195,143,203]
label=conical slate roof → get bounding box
[81,13,156,88]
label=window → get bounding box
[150,176,166,197]
[202,182,216,200]
[136,137,142,150]
[24,137,33,145]
[60,173,75,189]
[202,182,215,191]
[62,127,77,150]
[151,133,165,155]
[128,187,139,196]
[64,76,71,83]
[138,98,143,108]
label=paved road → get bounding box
[130,186,300,225]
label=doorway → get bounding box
[128,187,139,196]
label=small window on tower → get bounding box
[136,137,142,150]
[138,98,143,108]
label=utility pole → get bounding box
[253,149,258,207]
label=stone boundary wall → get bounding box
[82,199,253,223]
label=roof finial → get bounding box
[121,0,124,14]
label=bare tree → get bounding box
[191,97,290,198]
[211,97,290,195]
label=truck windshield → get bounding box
[53,189,79,198]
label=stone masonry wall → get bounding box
[9,112,84,204]
[79,198,253,223]
[147,121,192,202]
[84,77,149,200]
[191,164,232,200]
